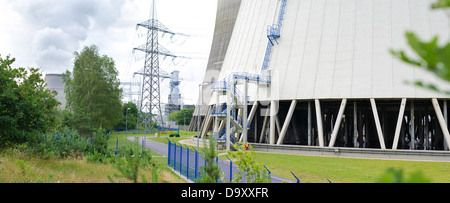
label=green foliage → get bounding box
[28,128,112,160]
[108,145,156,183]
[197,136,223,183]
[168,108,194,125]
[0,55,60,148]
[227,143,271,183]
[432,0,450,8]
[377,168,431,183]
[15,159,30,183]
[62,45,122,136]
[390,1,450,95]
[91,128,111,156]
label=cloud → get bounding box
[7,0,126,73]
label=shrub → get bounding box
[377,168,431,183]
[108,146,155,183]
[227,143,271,183]
[0,55,59,148]
[29,128,113,160]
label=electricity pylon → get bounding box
[134,0,189,131]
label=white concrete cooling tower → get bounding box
[45,74,66,110]
[200,0,450,152]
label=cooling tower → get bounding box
[45,74,66,110]
[189,0,242,131]
[201,0,450,151]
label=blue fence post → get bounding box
[174,143,177,170]
[290,171,301,183]
[167,139,171,166]
[179,144,183,173]
[194,150,198,181]
[115,138,118,156]
[215,156,219,183]
[263,165,271,182]
[226,156,233,183]
[185,145,190,180]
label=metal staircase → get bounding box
[211,0,287,151]
[262,0,287,71]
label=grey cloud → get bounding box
[9,0,126,73]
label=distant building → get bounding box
[45,74,66,110]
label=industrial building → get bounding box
[44,74,66,110]
[195,0,450,152]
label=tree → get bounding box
[0,55,59,147]
[197,135,223,183]
[168,108,194,125]
[62,45,122,136]
[390,0,450,94]
[114,102,138,130]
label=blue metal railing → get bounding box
[262,0,287,71]
[167,139,275,183]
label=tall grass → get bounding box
[0,129,188,183]
[0,148,187,183]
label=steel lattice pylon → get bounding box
[134,0,189,131]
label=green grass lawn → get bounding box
[253,153,450,183]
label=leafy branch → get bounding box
[390,0,450,95]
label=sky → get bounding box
[0,0,218,105]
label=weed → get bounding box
[108,146,157,183]
[227,143,271,183]
[15,159,30,183]
[377,168,431,183]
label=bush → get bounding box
[91,128,111,156]
[0,55,59,148]
[227,143,271,183]
[108,146,156,183]
[29,128,113,160]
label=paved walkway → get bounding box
[127,136,295,183]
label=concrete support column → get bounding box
[432,98,450,151]
[445,100,449,150]
[370,99,386,149]
[353,101,357,148]
[411,101,415,150]
[329,99,347,147]
[259,105,270,143]
[315,99,324,147]
[393,98,407,150]
[277,100,297,145]
[270,101,277,145]
[308,101,312,146]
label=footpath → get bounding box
[127,136,295,183]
